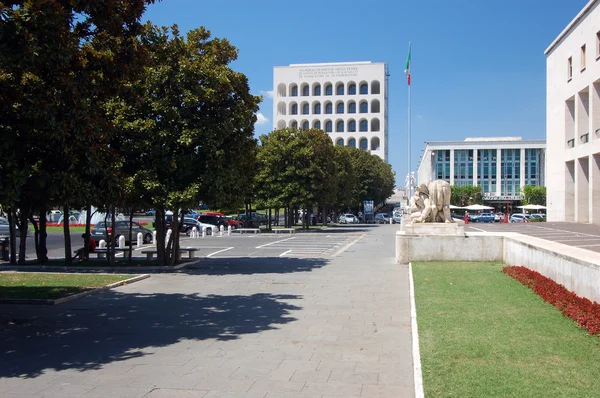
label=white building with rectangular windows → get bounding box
[273,62,389,161]
[417,137,546,207]
[545,0,600,224]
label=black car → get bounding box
[91,221,153,244]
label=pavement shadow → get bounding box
[0,290,301,378]
[185,256,328,275]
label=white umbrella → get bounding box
[516,204,547,210]
[449,205,463,209]
[464,204,494,211]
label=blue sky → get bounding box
[143,0,588,187]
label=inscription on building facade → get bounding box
[298,66,359,79]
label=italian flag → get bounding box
[404,45,411,86]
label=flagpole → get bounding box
[407,42,412,199]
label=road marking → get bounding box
[279,250,292,257]
[207,247,234,257]
[467,226,485,232]
[255,237,295,249]
[332,235,364,257]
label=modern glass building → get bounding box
[417,137,546,206]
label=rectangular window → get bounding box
[568,56,573,80]
[581,44,587,71]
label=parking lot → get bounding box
[466,222,600,253]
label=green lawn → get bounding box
[0,272,133,300]
[413,261,600,398]
[45,226,87,233]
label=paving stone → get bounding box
[302,381,362,397]
[82,385,153,398]
[143,388,208,397]
[37,382,96,396]
[360,383,414,397]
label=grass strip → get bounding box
[0,272,132,300]
[413,261,600,398]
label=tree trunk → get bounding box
[268,208,272,230]
[28,213,40,262]
[84,205,91,260]
[155,208,166,266]
[18,209,28,265]
[109,209,116,265]
[38,206,48,262]
[63,204,72,266]
[128,208,134,264]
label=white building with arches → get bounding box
[273,61,389,161]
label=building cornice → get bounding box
[544,0,598,55]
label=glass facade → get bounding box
[525,149,541,186]
[500,149,520,196]
[453,150,473,187]
[435,150,451,180]
[477,149,497,194]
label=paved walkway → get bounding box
[0,225,413,397]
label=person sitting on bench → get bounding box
[74,233,96,260]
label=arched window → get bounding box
[348,101,356,113]
[359,138,368,150]
[325,120,333,132]
[371,136,380,150]
[359,101,368,113]
[291,103,298,115]
[359,120,368,132]
[291,85,298,97]
[336,120,344,132]
[314,120,321,130]
[348,83,356,95]
[336,102,344,114]
[325,102,333,114]
[302,84,309,96]
[325,83,333,96]
[277,120,285,130]
[302,103,309,115]
[360,83,368,94]
[336,138,344,146]
[277,83,287,97]
[371,80,381,94]
[302,121,309,130]
[371,118,380,132]
[371,99,380,113]
[336,83,344,95]
[313,103,321,114]
[348,120,356,132]
[348,138,356,148]
[313,84,321,96]
[291,120,298,129]
[277,102,286,115]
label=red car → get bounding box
[197,212,243,229]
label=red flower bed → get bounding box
[503,266,600,335]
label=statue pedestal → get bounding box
[401,221,465,237]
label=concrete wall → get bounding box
[546,0,600,222]
[397,230,600,303]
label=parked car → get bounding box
[530,213,546,221]
[145,209,156,216]
[392,211,402,224]
[224,215,243,229]
[475,212,495,223]
[0,217,9,236]
[451,212,464,220]
[91,220,153,244]
[180,217,217,236]
[374,213,391,224]
[198,212,229,229]
[509,213,529,223]
[338,214,358,224]
[237,212,267,226]
[494,213,502,222]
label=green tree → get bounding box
[348,148,395,208]
[332,146,359,210]
[108,24,260,265]
[522,185,546,206]
[450,185,483,207]
[0,0,155,264]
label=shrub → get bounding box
[503,266,600,335]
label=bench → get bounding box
[272,228,295,234]
[237,228,260,234]
[89,247,131,259]
[141,247,199,261]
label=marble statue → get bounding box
[409,180,452,223]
